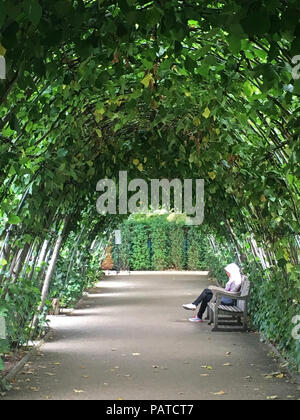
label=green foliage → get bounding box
[130,221,151,270]
[186,227,207,271]
[116,214,211,271]
[168,224,185,270]
[0,0,299,376]
[150,216,168,270]
[247,262,300,372]
[0,272,43,348]
[50,234,104,308]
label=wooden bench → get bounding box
[207,277,250,332]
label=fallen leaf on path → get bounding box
[263,371,281,377]
[276,373,284,379]
[82,375,89,378]
[223,363,232,366]
[73,389,85,393]
[132,353,140,356]
[266,395,279,400]
[44,372,55,376]
[201,365,213,370]
[200,374,209,377]
[212,390,225,395]
[30,387,40,392]
[226,352,231,356]
[280,362,289,368]
[152,365,159,368]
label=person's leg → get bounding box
[192,289,212,306]
[197,290,213,319]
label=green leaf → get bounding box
[141,74,153,88]
[202,107,210,119]
[25,0,43,26]
[227,34,241,54]
[95,128,102,138]
[241,10,271,36]
[8,215,22,225]
[293,79,300,95]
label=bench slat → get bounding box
[218,305,243,313]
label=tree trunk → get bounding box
[11,243,31,283]
[29,240,42,281]
[37,242,54,289]
[32,217,69,331]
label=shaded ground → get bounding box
[1,273,300,400]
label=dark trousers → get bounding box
[192,289,213,320]
[192,289,235,319]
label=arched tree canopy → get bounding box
[0,0,299,371]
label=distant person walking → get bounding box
[182,263,242,323]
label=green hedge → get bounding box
[168,224,185,270]
[115,214,210,271]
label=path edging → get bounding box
[0,329,54,391]
[260,333,300,385]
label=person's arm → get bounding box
[225,278,235,291]
[209,280,238,295]
[208,285,226,293]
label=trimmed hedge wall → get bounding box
[112,214,222,272]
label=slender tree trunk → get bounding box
[37,241,52,288]
[8,247,20,279]
[21,240,35,277]
[29,240,42,281]
[32,216,69,331]
[11,243,31,283]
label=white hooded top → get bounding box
[224,263,242,293]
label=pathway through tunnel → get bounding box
[2,272,300,400]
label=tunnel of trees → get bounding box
[0,1,299,373]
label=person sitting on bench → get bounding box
[182,263,242,323]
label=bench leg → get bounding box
[242,314,248,331]
[205,307,210,320]
[208,306,213,325]
[212,310,219,331]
